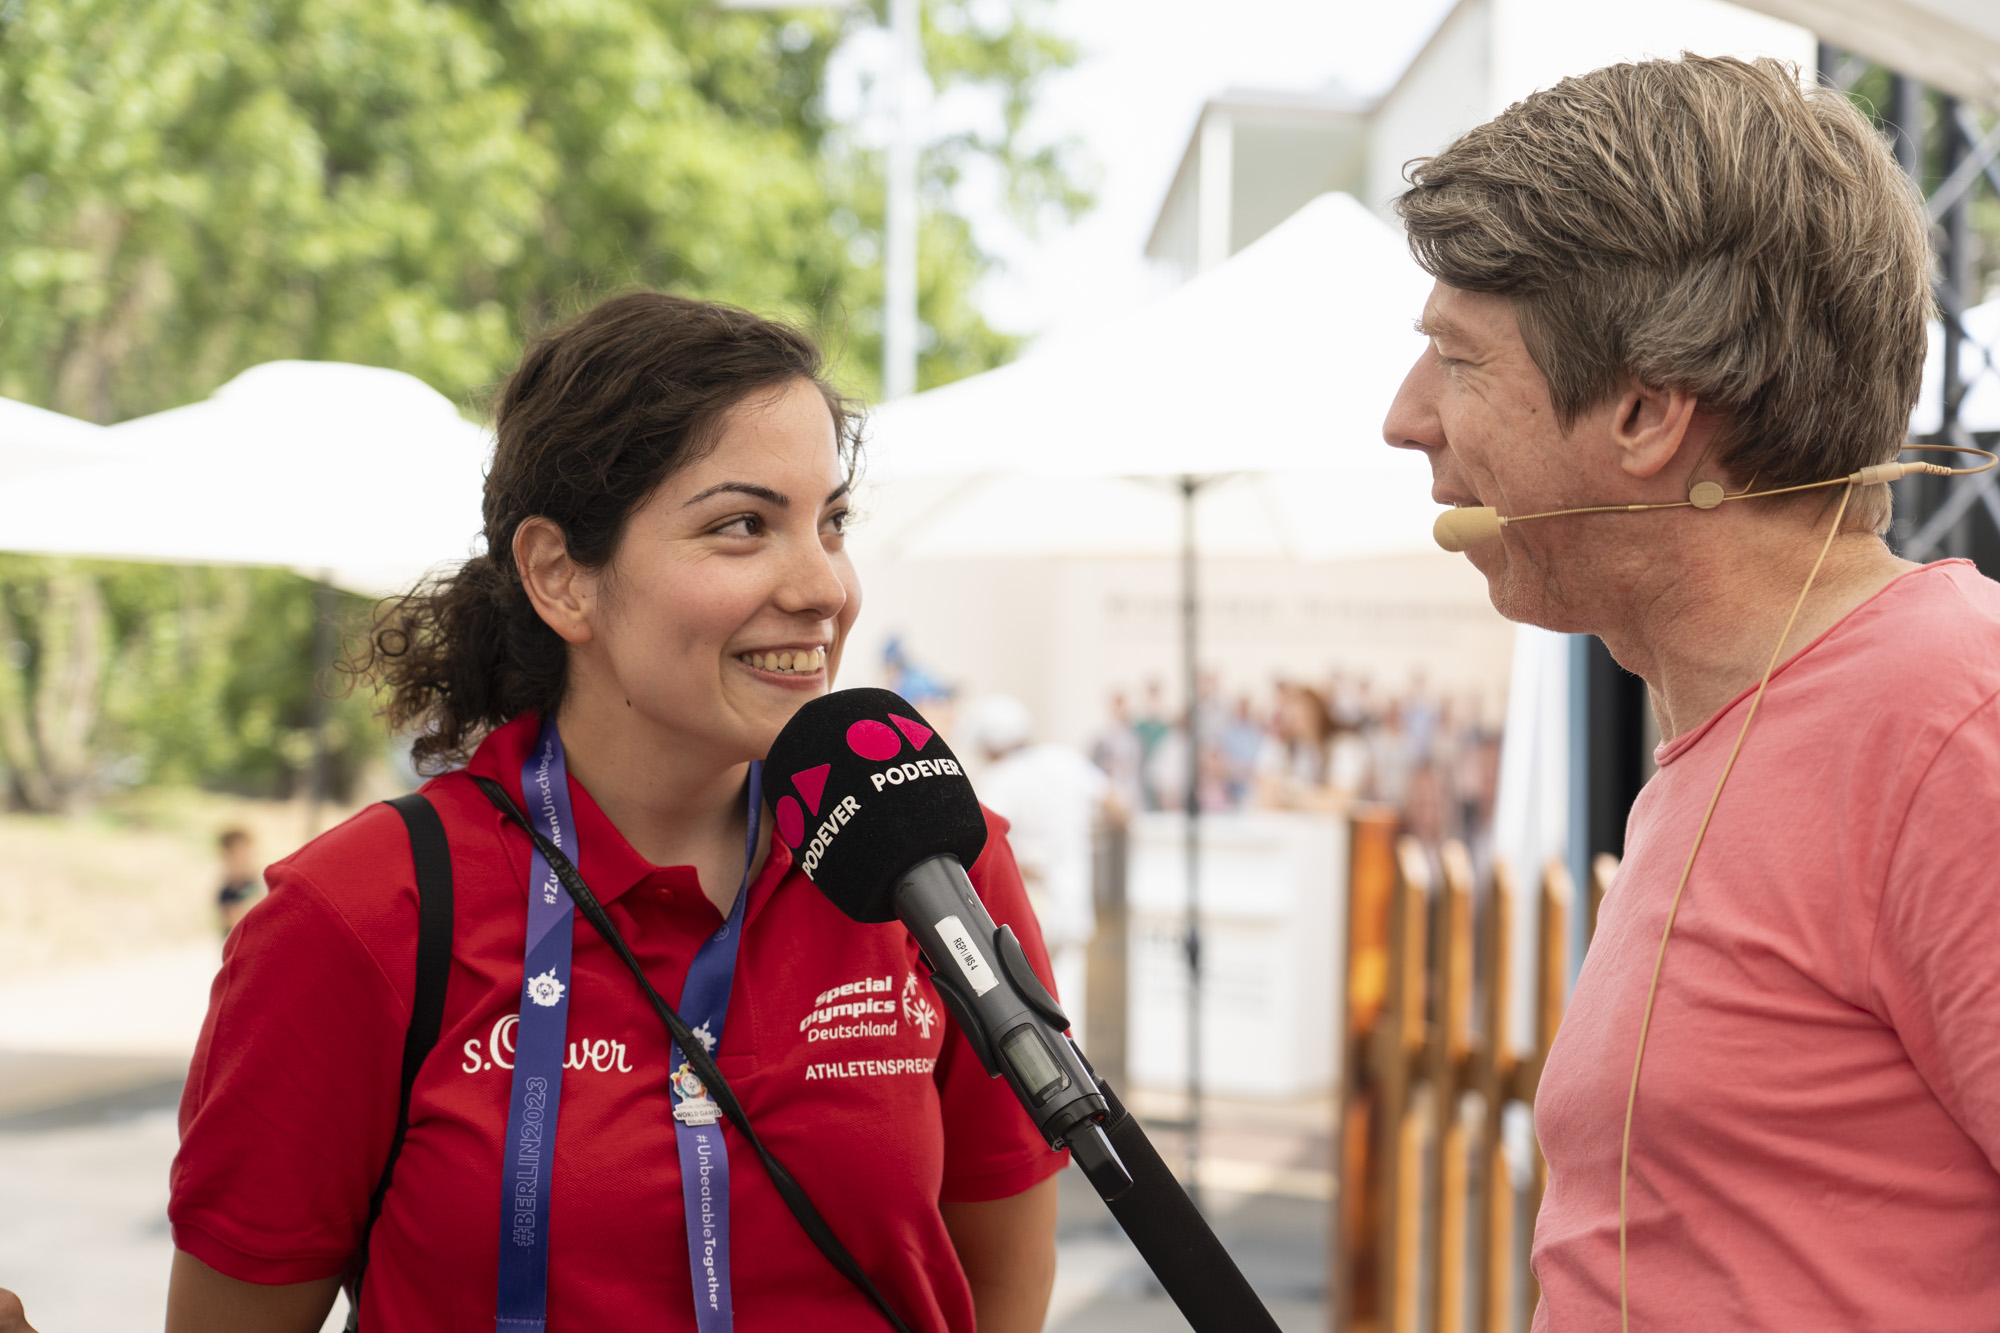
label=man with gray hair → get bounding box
[1385,55,2000,1329]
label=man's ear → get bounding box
[513,517,596,645]
[1609,378,1701,482]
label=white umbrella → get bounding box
[0,396,114,483]
[855,192,1438,1190]
[852,192,1437,568]
[1733,0,2000,106]
[861,191,1434,485]
[0,361,491,821]
[0,360,491,595]
[1912,295,2000,436]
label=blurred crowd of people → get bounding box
[1088,671,1503,850]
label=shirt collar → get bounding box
[467,711,792,920]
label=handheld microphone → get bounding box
[1430,451,1981,553]
[764,688,1131,1198]
[768,689,1290,1333]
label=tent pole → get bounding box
[306,575,337,839]
[1180,473,1203,1210]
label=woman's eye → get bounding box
[716,514,763,537]
[825,507,851,534]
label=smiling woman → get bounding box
[149,292,1065,1333]
[361,293,865,777]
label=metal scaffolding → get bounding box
[1819,43,2000,569]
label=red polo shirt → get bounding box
[170,712,1065,1331]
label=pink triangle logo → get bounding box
[889,714,933,751]
[791,763,831,816]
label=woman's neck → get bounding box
[552,694,767,916]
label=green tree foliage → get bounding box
[0,558,379,807]
[0,0,1084,414]
[1840,68,2000,305]
[0,0,1086,807]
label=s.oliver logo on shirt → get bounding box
[462,1014,635,1075]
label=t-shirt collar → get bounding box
[467,711,791,919]
[1652,560,1964,767]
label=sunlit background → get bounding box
[3,1,1998,1329]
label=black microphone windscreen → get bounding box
[765,688,988,923]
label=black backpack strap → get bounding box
[345,792,455,1330]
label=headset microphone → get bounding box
[1427,440,1997,1330]
[1430,447,1993,553]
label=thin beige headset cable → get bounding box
[1431,446,1995,554]
[1500,459,1947,527]
[1616,480,1855,1331]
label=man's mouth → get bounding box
[738,647,826,675]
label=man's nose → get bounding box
[1383,346,1444,456]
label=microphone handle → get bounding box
[1090,1075,1283,1333]
[895,857,1280,1330]
[895,857,1110,1146]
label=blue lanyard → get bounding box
[495,717,761,1332]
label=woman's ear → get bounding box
[513,517,596,645]
[1610,378,1703,482]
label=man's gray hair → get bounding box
[1397,55,1932,530]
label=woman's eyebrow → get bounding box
[683,482,787,508]
[825,482,850,505]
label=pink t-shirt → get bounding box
[1533,560,2000,1331]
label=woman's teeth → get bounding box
[741,648,825,674]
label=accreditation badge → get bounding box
[671,1061,723,1126]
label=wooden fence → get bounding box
[1331,808,1616,1333]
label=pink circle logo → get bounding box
[846,718,902,762]
[775,795,805,848]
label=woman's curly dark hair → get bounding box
[350,292,861,772]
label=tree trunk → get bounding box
[0,570,109,813]
[0,588,56,812]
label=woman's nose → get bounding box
[777,528,850,619]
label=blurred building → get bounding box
[1145,0,1813,283]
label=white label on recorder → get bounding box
[934,915,999,996]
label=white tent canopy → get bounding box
[855,192,1441,562]
[0,395,114,483]
[1914,296,2000,436]
[1735,0,2000,105]
[0,361,490,595]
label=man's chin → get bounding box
[1477,550,1577,632]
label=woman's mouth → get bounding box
[737,647,826,675]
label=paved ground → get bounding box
[1046,1109,1329,1333]
[0,1058,1329,1333]
[0,1073,348,1333]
